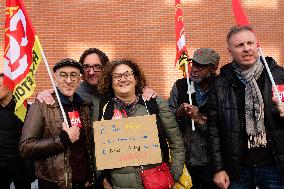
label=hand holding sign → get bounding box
[62,122,80,143]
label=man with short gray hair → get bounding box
[207,25,284,189]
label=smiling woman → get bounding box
[96,59,185,189]
[98,59,147,101]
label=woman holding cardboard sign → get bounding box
[96,59,185,189]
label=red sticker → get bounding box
[272,85,284,102]
[112,109,127,119]
[68,111,82,128]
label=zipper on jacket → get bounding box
[65,172,68,187]
[64,150,69,188]
[231,80,244,176]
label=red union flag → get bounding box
[232,0,260,47]
[175,0,189,72]
[4,0,42,121]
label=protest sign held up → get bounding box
[93,115,162,170]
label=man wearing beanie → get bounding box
[20,58,94,189]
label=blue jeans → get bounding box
[230,165,284,189]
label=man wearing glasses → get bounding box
[77,48,109,121]
[37,48,109,121]
[38,48,156,121]
[20,58,95,189]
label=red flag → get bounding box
[175,0,189,72]
[232,0,250,26]
[232,0,260,47]
[4,0,42,121]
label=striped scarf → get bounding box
[233,58,267,149]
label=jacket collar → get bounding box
[81,81,99,96]
[49,88,84,108]
[0,98,15,109]
[220,57,277,88]
[220,56,277,83]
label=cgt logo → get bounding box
[112,109,127,119]
[68,111,82,128]
[273,85,284,102]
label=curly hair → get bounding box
[79,48,109,67]
[98,59,147,97]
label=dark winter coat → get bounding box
[207,57,284,179]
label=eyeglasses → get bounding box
[58,72,80,81]
[83,64,103,72]
[112,71,134,81]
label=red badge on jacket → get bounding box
[68,111,82,128]
[272,85,284,102]
[112,109,127,119]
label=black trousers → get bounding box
[38,179,58,189]
[0,159,31,189]
[72,181,93,189]
[187,164,219,189]
[38,179,94,189]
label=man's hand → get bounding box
[103,178,112,189]
[273,97,284,118]
[213,170,230,189]
[176,103,207,125]
[142,86,157,101]
[62,122,80,143]
[36,89,55,105]
[176,103,191,117]
[84,181,93,188]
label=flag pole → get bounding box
[258,47,282,103]
[40,50,69,127]
[185,62,195,131]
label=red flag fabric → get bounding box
[232,0,250,26]
[232,0,260,47]
[4,0,42,121]
[175,0,189,72]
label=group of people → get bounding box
[1,25,284,189]
[169,25,284,189]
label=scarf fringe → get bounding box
[248,131,267,149]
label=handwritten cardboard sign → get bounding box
[93,115,162,170]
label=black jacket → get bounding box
[207,57,284,179]
[168,78,210,167]
[0,99,23,166]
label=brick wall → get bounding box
[0,0,283,99]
